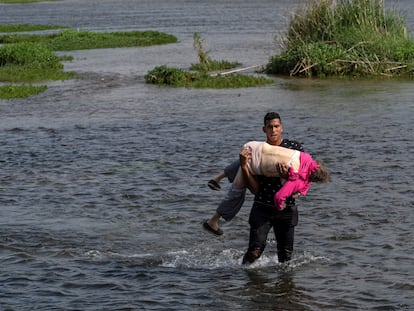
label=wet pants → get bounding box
[243,202,298,264]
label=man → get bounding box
[238,112,303,263]
[204,113,303,263]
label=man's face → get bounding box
[263,118,283,146]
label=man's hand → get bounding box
[239,147,252,169]
[239,146,259,194]
[276,162,289,178]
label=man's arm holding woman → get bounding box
[239,148,260,195]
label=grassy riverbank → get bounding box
[0,28,178,99]
[0,0,57,3]
[0,85,47,99]
[0,42,74,95]
[0,29,178,51]
[266,0,414,78]
[0,24,65,32]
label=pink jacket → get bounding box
[274,152,319,211]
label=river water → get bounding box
[1,0,413,310]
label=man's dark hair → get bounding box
[264,112,281,125]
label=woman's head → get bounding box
[309,160,331,183]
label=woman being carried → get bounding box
[234,141,331,210]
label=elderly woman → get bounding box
[234,141,331,210]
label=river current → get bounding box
[1,0,413,310]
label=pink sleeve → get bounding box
[274,180,300,211]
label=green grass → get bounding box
[0,42,74,98]
[0,65,74,83]
[145,65,272,88]
[189,59,241,72]
[0,85,47,99]
[0,28,178,98]
[0,0,58,3]
[0,29,178,51]
[266,0,414,78]
[0,24,66,32]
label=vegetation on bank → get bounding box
[0,0,57,3]
[0,85,47,99]
[0,42,74,99]
[0,29,178,51]
[266,0,414,78]
[0,42,74,83]
[146,65,271,88]
[0,24,65,32]
[146,33,272,88]
[0,28,178,99]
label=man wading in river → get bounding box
[204,112,304,263]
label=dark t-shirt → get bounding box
[253,139,304,222]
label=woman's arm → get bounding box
[239,148,259,194]
[274,180,299,210]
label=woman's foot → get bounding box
[203,212,223,235]
[208,179,221,191]
[203,221,223,236]
[207,170,226,191]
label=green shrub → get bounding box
[0,42,62,69]
[145,65,195,86]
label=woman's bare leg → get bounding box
[232,168,246,189]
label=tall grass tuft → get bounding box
[189,33,241,72]
[266,0,414,77]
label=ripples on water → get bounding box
[1,0,414,310]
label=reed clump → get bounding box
[266,0,414,78]
[189,32,241,72]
